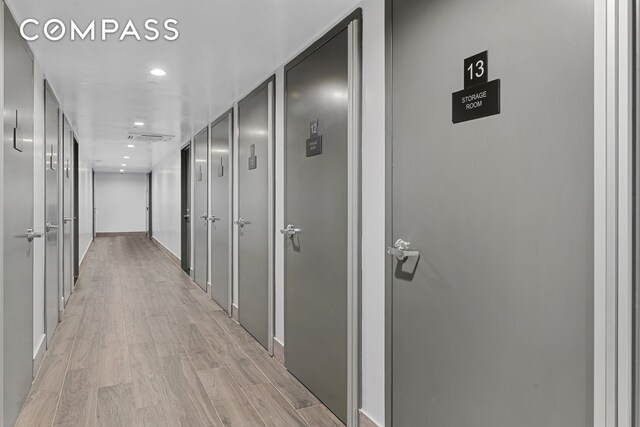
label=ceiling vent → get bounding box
[127,133,175,143]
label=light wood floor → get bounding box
[15,236,343,427]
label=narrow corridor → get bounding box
[15,237,342,427]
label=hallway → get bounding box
[15,236,341,427]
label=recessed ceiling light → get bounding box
[119,169,125,173]
[121,164,127,167]
[123,156,130,159]
[134,121,144,126]
[127,144,135,148]
[150,68,166,77]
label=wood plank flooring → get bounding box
[16,236,343,427]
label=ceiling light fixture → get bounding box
[119,169,125,173]
[134,121,145,126]
[150,68,166,77]
[121,164,127,167]
[127,144,135,148]
[123,156,130,159]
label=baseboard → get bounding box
[231,304,239,322]
[32,335,46,379]
[359,410,380,427]
[273,338,285,365]
[79,238,94,274]
[151,237,181,268]
[96,231,147,237]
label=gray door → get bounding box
[284,28,349,423]
[237,80,273,350]
[193,127,209,291]
[181,144,191,273]
[3,7,35,426]
[44,83,61,346]
[390,0,594,425]
[210,111,233,313]
[62,116,73,306]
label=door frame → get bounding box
[181,142,191,274]
[210,109,234,316]
[384,0,625,425]
[0,7,5,425]
[147,171,152,239]
[92,169,95,239]
[633,1,640,425]
[282,10,362,426]
[72,136,79,285]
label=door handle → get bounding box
[45,222,58,232]
[208,215,221,223]
[234,218,251,226]
[387,239,420,261]
[18,228,43,242]
[199,213,208,220]
[63,216,75,224]
[280,224,301,237]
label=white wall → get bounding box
[77,147,93,261]
[151,151,181,257]
[95,172,147,233]
[33,61,45,359]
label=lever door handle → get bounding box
[18,228,43,242]
[234,218,251,226]
[387,239,420,261]
[45,222,58,232]
[63,216,75,224]
[208,215,221,223]
[280,224,301,237]
[199,213,208,220]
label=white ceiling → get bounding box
[7,0,359,172]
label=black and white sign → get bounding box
[306,119,323,157]
[453,50,500,123]
[248,144,257,170]
[217,158,224,177]
[464,50,488,89]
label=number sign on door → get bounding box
[452,50,500,123]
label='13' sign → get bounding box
[464,50,488,89]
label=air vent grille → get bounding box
[127,133,175,143]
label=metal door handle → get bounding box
[387,239,420,261]
[199,213,208,220]
[63,216,75,224]
[280,224,301,237]
[183,214,190,219]
[45,222,58,232]
[19,228,43,242]
[234,218,251,226]
[208,215,221,223]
